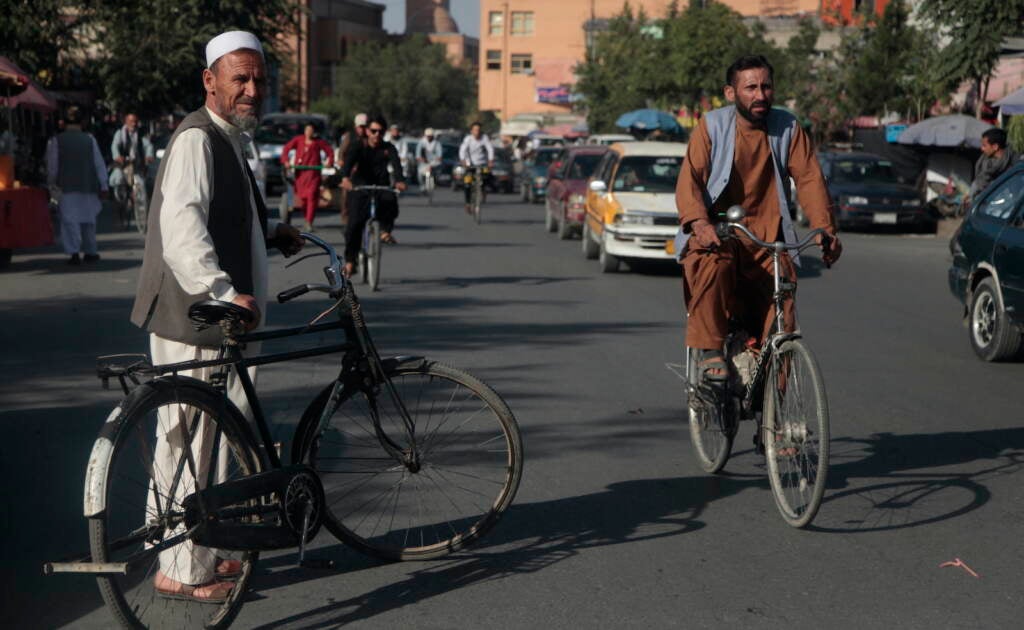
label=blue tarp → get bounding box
[995,87,1024,115]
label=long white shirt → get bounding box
[459,134,494,166]
[158,107,275,320]
[45,129,108,223]
[417,138,443,164]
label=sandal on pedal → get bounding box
[215,558,243,580]
[380,233,398,244]
[698,350,729,383]
[154,572,234,603]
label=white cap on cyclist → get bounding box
[353,113,368,127]
[205,31,264,68]
[424,127,435,136]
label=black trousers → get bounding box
[344,190,399,263]
[464,171,491,204]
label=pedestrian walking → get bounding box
[45,106,109,265]
[280,123,333,231]
[967,128,1018,206]
[129,30,302,603]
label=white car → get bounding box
[582,142,687,272]
[586,134,635,146]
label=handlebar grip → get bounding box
[277,284,310,304]
[715,222,731,239]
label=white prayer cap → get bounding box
[424,127,435,136]
[206,31,264,68]
[353,113,368,126]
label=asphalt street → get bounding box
[3,187,1022,629]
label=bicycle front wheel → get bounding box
[763,339,830,528]
[367,221,382,291]
[293,361,523,560]
[687,351,734,473]
[88,377,260,629]
[133,183,149,235]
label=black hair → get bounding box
[65,106,82,124]
[368,114,388,130]
[982,128,1007,149]
[725,55,774,87]
[470,121,482,130]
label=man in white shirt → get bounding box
[129,30,302,603]
[416,127,443,191]
[458,121,494,212]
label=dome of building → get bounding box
[407,0,459,34]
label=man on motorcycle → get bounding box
[416,127,443,190]
[675,55,842,383]
[109,112,155,202]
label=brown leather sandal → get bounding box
[154,572,235,603]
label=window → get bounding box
[510,54,532,74]
[488,11,504,36]
[612,156,683,193]
[485,50,501,71]
[976,173,1024,222]
[511,11,534,36]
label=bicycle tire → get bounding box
[114,186,132,231]
[472,182,482,224]
[426,174,434,206]
[87,377,261,629]
[292,360,523,561]
[687,351,734,473]
[763,339,830,528]
[368,221,382,291]
[359,250,368,285]
[133,182,148,236]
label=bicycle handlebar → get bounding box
[276,233,346,304]
[351,185,399,194]
[715,221,830,254]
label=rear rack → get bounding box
[96,354,157,394]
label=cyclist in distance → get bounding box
[108,112,155,200]
[416,127,443,190]
[674,55,842,384]
[340,114,406,276]
[458,121,494,213]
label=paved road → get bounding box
[3,188,1022,629]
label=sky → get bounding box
[379,0,480,38]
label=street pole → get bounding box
[502,1,509,122]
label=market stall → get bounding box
[0,56,57,267]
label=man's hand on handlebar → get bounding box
[816,232,842,267]
[690,218,722,249]
[340,177,353,191]
[231,294,261,331]
[395,182,407,193]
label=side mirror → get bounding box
[726,205,746,222]
[589,180,607,193]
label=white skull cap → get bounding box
[424,127,435,136]
[354,113,368,126]
[206,31,264,68]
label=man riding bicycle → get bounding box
[674,55,842,384]
[340,114,406,277]
[458,121,494,213]
[417,127,443,190]
[108,112,155,204]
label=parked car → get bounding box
[581,141,686,273]
[255,113,332,194]
[586,134,635,146]
[529,133,566,149]
[544,145,609,239]
[436,142,460,188]
[948,163,1024,361]
[152,133,265,201]
[518,147,565,204]
[490,148,515,193]
[806,150,932,232]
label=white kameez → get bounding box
[46,132,108,255]
[149,107,277,585]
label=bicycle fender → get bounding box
[381,355,428,372]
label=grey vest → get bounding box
[130,108,268,347]
[674,105,800,262]
[56,130,100,194]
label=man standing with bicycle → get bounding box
[458,122,494,214]
[129,30,302,603]
[674,55,841,383]
[340,114,406,277]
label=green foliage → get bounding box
[920,0,1024,98]
[1007,116,1024,155]
[0,0,85,87]
[86,0,302,117]
[312,35,474,131]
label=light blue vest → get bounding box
[675,105,800,263]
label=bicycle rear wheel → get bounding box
[87,378,260,629]
[687,351,735,473]
[367,221,382,291]
[293,360,523,561]
[763,339,830,528]
[472,182,482,224]
[133,181,149,235]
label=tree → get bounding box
[920,0,1024,113]
[0,0,87,88]
[311,35,474,131]
[87,0,302,117]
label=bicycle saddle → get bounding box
[188,300,253,331]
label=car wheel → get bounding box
[557,207,572,240]
[969,277,1023,361]
[598,233,620,273]
[545,208,557,233]
[582,221,599,260]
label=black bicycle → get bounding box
[463,165,488,224]
[672,205,831,528]
[45,234,524,628]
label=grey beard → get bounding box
[229,112,258,132]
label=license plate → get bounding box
[665,239,675,255]
[873,213,897,224]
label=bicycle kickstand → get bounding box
[297,503,332,570]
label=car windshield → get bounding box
[532,150,560,166]
[494,148,512,164]
[442,143,459,160]
[612,156,683,193]
[831,159,899,184]
[255,119,326,145]
[568,154,604,180]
